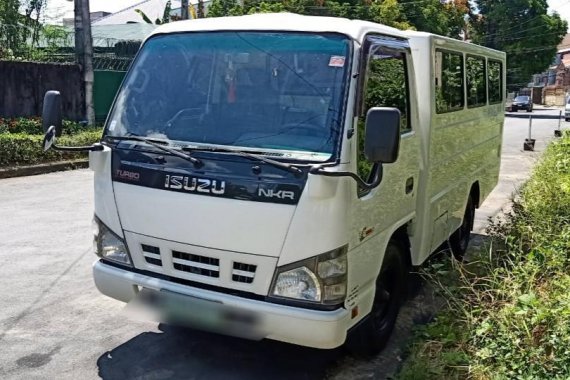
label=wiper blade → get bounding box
[106,135,203,166]
[182,146,303,175]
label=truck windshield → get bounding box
[105,32,351,161]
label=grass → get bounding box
[396,131,570,380]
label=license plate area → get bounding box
[128,288,263,339]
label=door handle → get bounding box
[405,177,414,194]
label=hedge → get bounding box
[0,130,102,167]
[0,117,92,135]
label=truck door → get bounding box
[350,37,421,252]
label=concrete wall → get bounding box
[0,61,84,120]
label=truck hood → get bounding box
[111,147,306,257]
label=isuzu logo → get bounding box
[258,188,295,200]
[164,175,226,195]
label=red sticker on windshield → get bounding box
[329,56,345,67]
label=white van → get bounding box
[41,13,505,355]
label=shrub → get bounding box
[0,117,97,135]
[0,130,102,167]
[397,131,570,380]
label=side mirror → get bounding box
[42,91,63,137]
[364,107,401,164]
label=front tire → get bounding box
[346,240,407,357]
[449,195,475,260]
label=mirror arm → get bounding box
[309,164,383,191]
[51,143,104,152]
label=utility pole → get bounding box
[72,0,95,125]
[181,0,189,19]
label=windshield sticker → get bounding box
[109,120,117,132]
[329,56,345,67]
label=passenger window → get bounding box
[488,60,503,104]
[435,50,464,113]
[358,46,410,180]
[466,55,486,108]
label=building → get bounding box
[529,33,570,106]
[63,11,111,27]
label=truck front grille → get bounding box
[141,244,162,266]
[232,262,257,284]
[172,250,220,278]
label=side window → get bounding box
[357,46,411,180]
[466,55,486,108]
[488,60,503,104]
[435,50,464,113]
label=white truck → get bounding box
[41,13,505,355]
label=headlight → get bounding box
[93,216,132,267]
[269,246,347,305]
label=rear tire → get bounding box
[346,240,407,357]
[449,195,475,261]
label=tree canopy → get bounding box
[470,0,567,90]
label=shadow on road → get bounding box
[97,324,343,380]
[505,112,565,120]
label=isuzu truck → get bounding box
[41,13,506,355]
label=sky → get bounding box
[43,0,570,26]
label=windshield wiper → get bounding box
[105,134,203,166]
[182,146,303,176]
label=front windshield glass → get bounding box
[105,32,351,161]
[515,96,529,102]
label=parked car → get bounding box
[565,97,570,121]
[510,96,533,112]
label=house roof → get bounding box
[558,33,570,53]
[37,24,156,48]
[93,0,182,25]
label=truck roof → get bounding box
[150,12,408,41]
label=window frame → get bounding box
[487,59,504,105]
[465,54,487,109]
[357,35,413,133]
[434,48,465,114]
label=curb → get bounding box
[505,113,566,120]
[0,159,89,179]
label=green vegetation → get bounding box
[397,132,570,379]
[471,0,568,91]
[0,118,101,167]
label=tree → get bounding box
[400,0,470,37]
[471,0,567,90]
[0,0,24,55]
[135,0,172,24]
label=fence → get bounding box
[0,60,84,120]
[1,23,142,122]
[93,71,126,122]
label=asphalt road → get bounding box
[0,110,565,380]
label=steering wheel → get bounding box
[163,107,206,131]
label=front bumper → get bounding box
[93,260,351,349]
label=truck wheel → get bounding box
[346,240,407,357]
[449,195,475,261]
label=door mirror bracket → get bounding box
[41,91,103,153]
